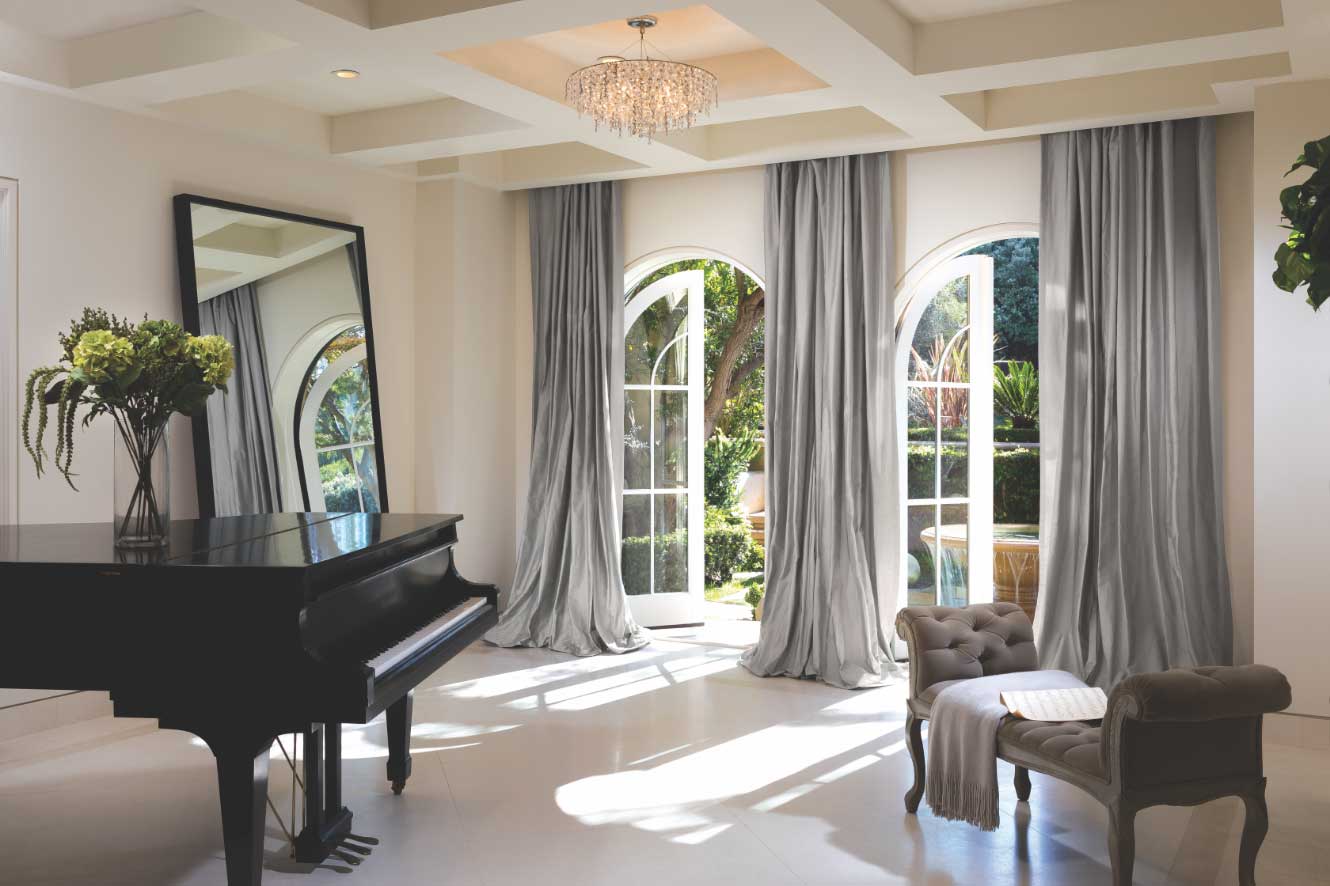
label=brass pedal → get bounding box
[332,849,363,867]
[339,841,372,856]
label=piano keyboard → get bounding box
[366,597,490,676]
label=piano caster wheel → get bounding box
[391,780,405,795]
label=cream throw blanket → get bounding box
[925,669,1088,830]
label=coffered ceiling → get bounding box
[0,0,1323,190]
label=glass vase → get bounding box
[113,419,170,549]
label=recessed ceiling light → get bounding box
[332,69,360,79]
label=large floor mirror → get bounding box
[174,195,389,517]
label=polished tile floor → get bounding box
[2,622,1327,886]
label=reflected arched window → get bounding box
[295,324,380,513]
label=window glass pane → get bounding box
[352,446,380,512]
[318,449,362,512]
[303,325,365,401]
[316,359,373,448]
[621,495,651,596]
[906,387,936,500]
[938,504,969,607]
[941,389,969,499]
[911,278,969,381]
[625,289,688,385]
[907,504,937,607]
[654,494,689,595]
[623,389,651,489]
[654,390,688,488]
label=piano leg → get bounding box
[386,691,413,795]
[206,732,275,886]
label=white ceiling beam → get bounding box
[330,96,527,155]
[913,0,1285,75]
[67,12,293,88]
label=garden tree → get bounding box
[965,238,1040,365]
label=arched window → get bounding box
[295,324,380,513]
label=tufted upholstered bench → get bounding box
[896,603,1291,886]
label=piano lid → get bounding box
[0,513,461,569]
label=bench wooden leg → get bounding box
[904,711,925,813]
[1238,780,1268,886]
[1014,765,1031,802]
[1108,800,1136,886]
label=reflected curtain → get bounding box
[1037,118,1232,689]
[199,283,282,516]
[741,153,902,689]
[485,181,649,656]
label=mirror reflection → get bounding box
[178,197,386,517]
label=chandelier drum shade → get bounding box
[566,15,718,140]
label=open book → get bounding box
[1000,687,1107,722]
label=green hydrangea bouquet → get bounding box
[22,309,234,547]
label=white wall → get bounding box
[1253,80,1330,719]
[414,178,519,590]
[0,79,416,733]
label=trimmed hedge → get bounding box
[993,447,1038,523]
[621,518,757,592]
[907,426,1040,444]
[622,530,688,596]
[905,444,1039,524]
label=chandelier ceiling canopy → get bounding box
[565,15,718,141]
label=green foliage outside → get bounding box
[965,238,1040,364]
[621,530,688,596]
[993,360,1039,429]
[993,448,1039,523]
[1273,134,1330,310]
[705,430,759,512]
[704,505,754,586]
[905,445,1038,524]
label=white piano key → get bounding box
[367,597,490,676]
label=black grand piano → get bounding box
[0,511,497,886]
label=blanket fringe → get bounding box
[926,771,1000,831]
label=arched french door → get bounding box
[621,268,705,626]
[897,254,994,608]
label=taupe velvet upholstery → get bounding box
[895,603,1291,886]
[896,603,1038,710]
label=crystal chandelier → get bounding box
[565,15,718,140]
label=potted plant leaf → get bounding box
[1273,134,1330,310]
[21,309,234,548]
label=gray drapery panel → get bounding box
[740,153,902,689]
[485,181,649,656]
[199,283,282,516]
[1037,118,1232,689]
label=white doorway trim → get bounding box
[0,179,17,526]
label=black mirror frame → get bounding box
[173,193,391,518]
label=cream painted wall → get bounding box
[0,80,418,528]
[1252,81,1330,718]
[1216,112,1255,666]
[414,178,519,591]
[0,79,416,730]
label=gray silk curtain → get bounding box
[199,283,282,516]
[485,181,649,656]
[740,153,902,689]
[1037,118,1232,689]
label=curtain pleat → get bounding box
[740,153,902,689]
[199,283,282,516]
[485,181,649,656]
[1037,118,1232,688]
